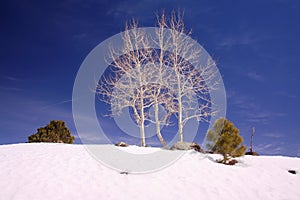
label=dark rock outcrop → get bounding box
[288,170,297,175]
[115,142,129,147]
[227,159,238,165]
[245,151,259,156]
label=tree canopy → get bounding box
[28,120,74,144]
[206,118,246,164]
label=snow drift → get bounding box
[0,143,299,200]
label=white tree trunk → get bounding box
[139,91,146,147]
[177,80,184,142]
[154,100,167,147]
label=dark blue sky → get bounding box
[1,0,299,156]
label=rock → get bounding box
[288,170,297,175]
[190,143,205,153]
[115,142,129,147]
[206,150,217,154]
[245,151,259,156]
[227,159,238,165]
[170,142,204,153]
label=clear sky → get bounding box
[1,0,299,156]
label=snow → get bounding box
[0,143,299,200]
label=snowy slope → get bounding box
[0,143,299,200]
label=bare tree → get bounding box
[97,20,152,147]
[141,13,177,147]
[140,65,177,147]
[156,11,220,142]
[97,11,219,147]
[97,19,176,147]
[250,127,255,153]
[115,55,177,147]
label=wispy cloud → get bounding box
[105,1,155,25]
[0,76,23,91]
[262,132,285,138]
[77,131,109,144]
[230,97,257,111]
[253,142,300,157]
[273,90,298,99]
[41,99,73,110]
[228,92,286,124]
[244,112,286,124]
[2,76,22,82]
[0,86,22,92]
[254,143,284,156]
[246,71,264,81]
[216,33,257,49]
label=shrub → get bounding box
[206,118,246,164]
[28,120,74,144]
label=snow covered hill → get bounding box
[0,143,299,200]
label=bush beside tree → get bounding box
[206,118,246,164]
[28,120,74,144]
